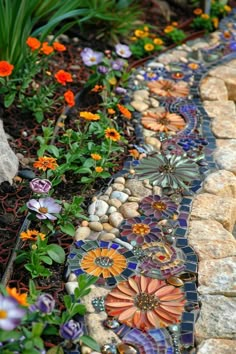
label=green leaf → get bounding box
[34,110,44,123]
[60,223,75,237]
[46,346,64,354]
[4,92,16,108]
[46,145,60,158]
[0,330,21,341]
[46,244,65,263]
[83,158,95,168]
[77,167,92,174]
[40,255,53,265]
[80,335,101,352]
[32,322,44,337]
[63,294,72,309]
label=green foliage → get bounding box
[164,27,186,44]
[191,14,214,32]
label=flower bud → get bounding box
[30,178,52,194]
[60,319,83,340]
[35,293,55,313]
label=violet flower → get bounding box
[98,65,109,74]
[34,294,55,314]
[60,319,83,340]
[115,87,127,95]
[115,43,132,58]
[27,197,62,220]
[112,58,125,70]
[0,295,25,330]
[81,47,103,66]
[30,178,52,194]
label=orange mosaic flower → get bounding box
[91,85,104,92]
[55,70,73,85]
[26,37,41,51]
[41,42,54,55]
[79,111,100,121]
[117,104,132,120]
[64,90,75,107]
[148,79,189,98]
[81,248,127,278]
[53,42,66,52]
[95,166,103,173]
[33,156,58,171]
[188,63,199,70]
[141,109,186,132]
[193,8,202,15]
[6,287,28,306]
[129,149,140,159]
[105,275,186,331]
[91,153,102,161]
[0,61,14,77]
[20,229,46,242]
[105,128,121,142]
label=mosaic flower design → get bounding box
[139,195,178,220]
[147,79,189,98]
[105,275,186,330]
[135,153,199,190]
[120,216,162,245]
[139,242,186,279]
[141,109,186,133]
[68,241,138,286]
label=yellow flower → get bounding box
[6,287,28,306]
[143,26,149,32]
[164,25,174,33]
[108,108,116,115]
[224,5,231,12]
[80,111,100,121]
[144,43,154,52]
[91,153,102,161]
[95,166,103,173]
[153,38,164,45]
[212,17,219,29]
[108,77,117,85]
[201,13,210,20]
[20,229,46,242]
[129,36,137,41]
[134,29,146,37]
[105,128,121,141]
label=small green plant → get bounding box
[164,25,186,44]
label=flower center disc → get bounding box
[135,292,159,310]
[132,223,150,236]
[152,201,167,211]
[38,207,48,214]
[0,309,7,319]
[95,256,114,268]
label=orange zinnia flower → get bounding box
[33,156,58,171]
[0,61,14,77]
[117,104,132,120]
[91,85,104,92]
[95,166,103,173]
[91,153,102,161]
[79,111,100,121]
[26,37,41,51]
[6,287,28,306]
[53,42,66,52]
[55,70,73,85]
[105,128,121,142]
[41,42,54,55]
[20,229,46,241]
[108,108,116,115]
[193,8,202,15]
[64,90,75,107]
[105,275,186,331]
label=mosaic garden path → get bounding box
[65,10,236,354]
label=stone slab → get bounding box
[197,339,236,354]
[214,140,236,174]
[203,100,236,119]
[203,170,236,198]
[200,77,228,101]
[209,64,236,100]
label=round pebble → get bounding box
[108,198,122,208]
[89,215,100,222]
[99,232,116,241]
[109,212,124,228]
[89,222,103,232]
[114,177,125,184]
[102,223,114,232]
[104,186,113,196]
[112,183,125,191]
[108,206,117,214]
[75,226,90,240]
[99,195,110,202]
[110,191,129,203]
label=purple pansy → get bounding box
[139,195,178,220]
[60,319,83,340]
[34,294,55,314]
[0,295,25,330]
[30,178,52,194]
[81,47,103,66]
[120,216,163,245]
[115,43,132,58]
[27,197,62,220]
[115,87,127,95]
[112,58,126,70]
[98,65,109,74]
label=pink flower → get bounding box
[27,197,61,220]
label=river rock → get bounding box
[195,295,236,341]
[212,115,236,138]
[0,120,19,184]
[197,339,236,354]
[114,176,125,184]
[100,215,109,223]
[203,170,236,198]
[88,222,103,232]
[128,196,142,202]
[108,198,122,208]
[200,77,228,101]
[119,202,140,218]
[75,226,91,241]
[108,206,117,214]
[89,215,100,222]
[102,223,114,232]
[112,182,125,191]
[198,257,236,295]
[88,200,109,217]
[191,193,236,232]
[85,312,121,346]
[65,282,78,295]
[125,179,151,198]
[104,186,112,196]
[133,89,149,100]
[98,195,109,202]
[109,212,124,228]
[188,220,236,260]
[110,191,129,203]
[144,136,161,150]
[99,232,116,241]
[131,100,149,112]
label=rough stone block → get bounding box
[209,64,236,100]
[214,140,236,174]
[203,170,236,198]
[197,339,236,354]
[200,77,228,100]
[203,100,236,119]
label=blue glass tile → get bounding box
[181,322,194,332]
[127,262,137,270]
[74,269,84,276]
[179,205,191,212]
[182,312,195,322]
[176,238,188,247]
[181,198,192,205]
[185,262,197,273]
[181,332,194,345]
[107,277,117,286]
[186,254,198,262]
[178,219,188,227]
[75,240,85,248]
[175,228,187,237]
[182,246,194,254]
[184,282,196,292]
[99,241,110,248]
[186,291,198,302]
[110,243,119,249]
[121,269,134,277]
